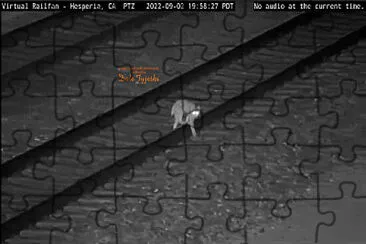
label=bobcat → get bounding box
[171,99,201,137]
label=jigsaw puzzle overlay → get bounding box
[1,1,308,226]
[1,4,366,244]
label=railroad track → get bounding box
[2,9,366,242]
[1,8,160,76]
[1,11,62,36]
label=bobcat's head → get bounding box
[190,105,202,120]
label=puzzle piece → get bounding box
[113,94,177,148]
[163,56,265,103]
[1,13,114,74]
[238,12,365,90]
[243,128,318,202]
[83,13,199,77]
[1,11,169,75]
[40,164,135,244]
[211,61,266,101]
[2,151,108,231]
[55,80,113,128]
[167,143,256,199]
[163,44,208,77]
[223,0,248,37]
[246,198,335,244]
[115,12,197,47]
[2,120,117,214]
[1,21,58,75]
[96,195,202,244]
[329,40,358,67]
[2,144,128,229]
[112,30,181,74]
[101,151,186,213]
[20,12,152,59]
[1,27,28,48]
[186,183,247,244]
[31,141,138,199]
[300,147,366,198]
[2,163,130,243]
[3,212,72,244]
[282,13,337,52]
[40,45,125,105]
[317,182,366,244]
[181,12,244,61]
[1,130,71,224]
[4,163,130,244]
[4,70,59,97]
[274,98,336,145]
[224,0,302,45]
[259,74,317,115]
[225,97,336,145]
[58,200,115,244]
[318,79,366,161]
[1,164,55,224]
[188,117,245,148]
[1,78,74,162]
[1,130,37,164]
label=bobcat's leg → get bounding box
[187,114,198,137]
[190,125,197,137]
[183,114,190,125]
[173,120,178,130]
[173,113,182,129]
